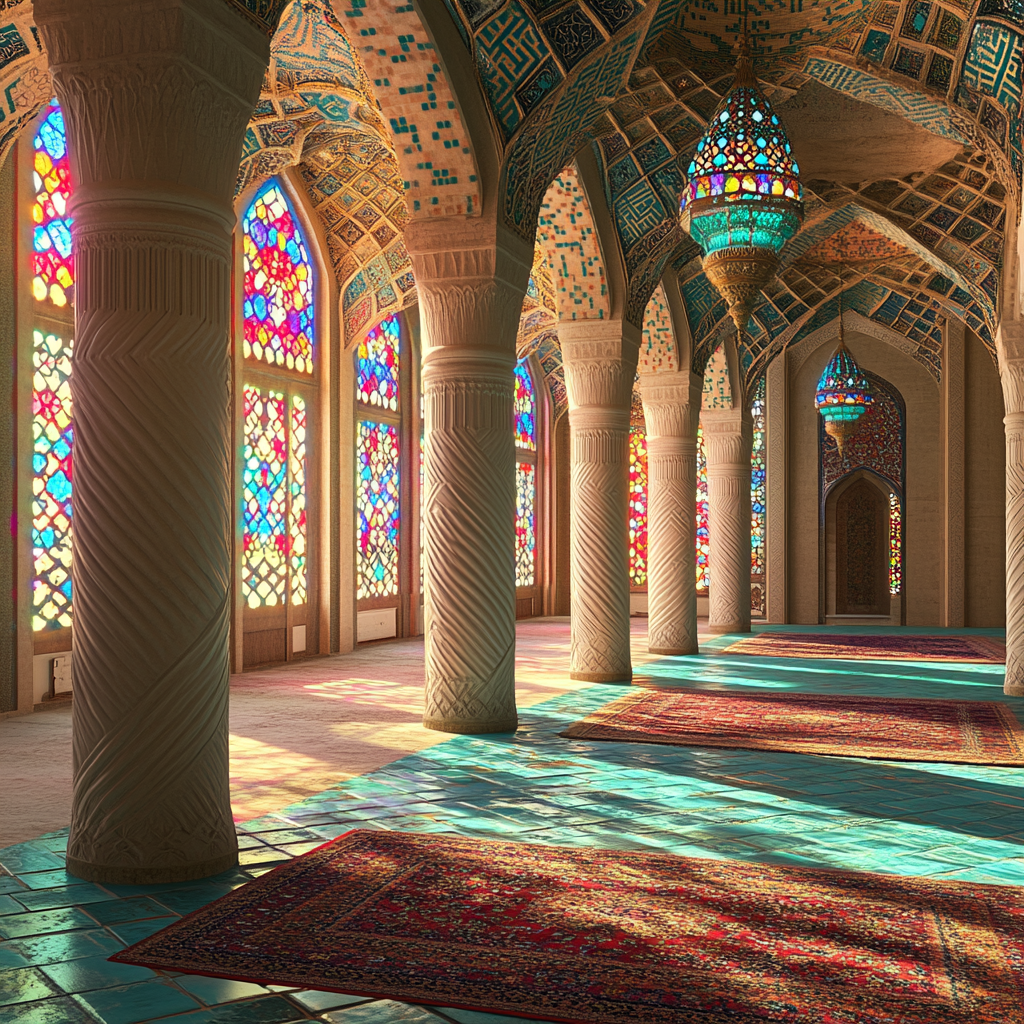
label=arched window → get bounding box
[695,357,767,616]
[750,377,766,616]
[240,178,317,666]
[695,424,709,592]
[629,385,648,589]
[30,100,75,646]
[515,359,537,592]
[357,314,401,605]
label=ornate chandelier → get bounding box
[679,39,803,333]
[815,305,875,455]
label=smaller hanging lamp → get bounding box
[679,35,803,333]
[815,290,874,455]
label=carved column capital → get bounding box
[560,320,641,415]
[639,370,702,439]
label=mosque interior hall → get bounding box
[2,0,1024,1021]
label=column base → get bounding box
[707,624,751,635]
[1004,680,1024,696]
[570,670,632,683]
[423,715,519,734]
[66,849,238,885]
[649,646,699,656]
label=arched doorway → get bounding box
[834,477,890,616]
[820,372,905,625]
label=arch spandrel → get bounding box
[638,282,678,374]
[535,164,610,322]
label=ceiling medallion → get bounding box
[680,38,803,334]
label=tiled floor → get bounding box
[1,623,1020,1023]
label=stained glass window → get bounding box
[516,462,536,588]
[750,378,766,615]
[357,314,400,412]
[242,181,314,374]
[357,421,400,599]
[32,101,74,309]
[629,397,648,588]
[32,330,73,631]
[289,397,307,605]
[889,492,902,595]
[242,388,288,609]
[696,423,709,591]
[514,359,536,450]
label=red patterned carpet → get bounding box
[561,690,1024,765]
[113,830,1024,1024]
[718,633,1005,662]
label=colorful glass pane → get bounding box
[32,101,74,309]
[242,181,314,373]
[629,409,648,589]
[32,330,73,631]
[357,420,400,599]
[889,492,902,595]
[357,314,400,412]
[683,76,801,210]
[242,387,288,609]
[696,423,709,591]
[516,461,536,588]
[290,396,307,606]
[750,379,766,616]
[514,359,536,450]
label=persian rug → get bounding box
[112,830,1024,1024]
[560,689,1024,765]
[717,632,1005,663]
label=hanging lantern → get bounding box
[815,340,875,455]
[680,39,803,333]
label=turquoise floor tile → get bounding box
[0,927,121,969]
[173,974,272,1005]
[2,994,95,1022]
[0,966,60,1005]
[73,978,201,1024]
[322,1001,442,1023]
[290,989,376,1012]
[440,1010,558,1024]
[82,897,177,927]
[39,952,158,994]
[0,906,97,939]
[159,994,309,1023]
[13,882,115,912]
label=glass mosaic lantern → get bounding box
[680,40,803,333]
[815,340,875,455]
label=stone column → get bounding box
[702,407,753,634]
[1001,356,1024,695]
[36,0,270,882]
[560,321,640,682]
[406,220,531,732]
[639,371,702,655]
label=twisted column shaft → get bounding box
[408,221,530,732]
[640,373,702,655]
[702,408,753,634]
[1004,403,1024,696]
[561,322,640,682]
[35,0,269,881]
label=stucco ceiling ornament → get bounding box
[814,281,876,457]
[679,36,804,337]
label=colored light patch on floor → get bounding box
[1,624,1021,1023]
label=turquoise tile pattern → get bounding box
[1,626,1021,1022]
